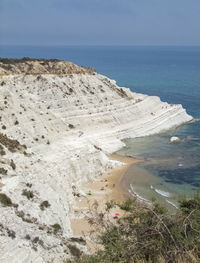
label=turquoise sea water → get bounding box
[1,45,200,207]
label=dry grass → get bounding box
[0,132,26,153]
[0,58,95,75]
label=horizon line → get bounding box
[1,44,200,47]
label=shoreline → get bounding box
[70,152,180,244]
[0,56,196,262]
[70,154,141,240]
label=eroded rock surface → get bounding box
[0,59,193,262]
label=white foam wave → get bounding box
[166,200,178,209]
[154,188,171,198]
[130,184,151,204]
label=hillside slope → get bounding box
[0,59,193,262]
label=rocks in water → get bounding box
[170,136,181,143]
[0,59,193,262]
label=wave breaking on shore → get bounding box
[0,59,193,262]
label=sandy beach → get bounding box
[70,154,141,244]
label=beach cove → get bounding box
[0,55,195,262]
[70,154,141,248]
[69,149,180,247]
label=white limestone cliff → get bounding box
[0,60,193,262]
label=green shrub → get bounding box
[70,237,86,245]
[93,145,102,151]
[51,223,61,234]
[118,88,128,98]
[0,132,26,153]
[105,200,116,211]
[0,144,6,155]
[68,244,82,258]
[118,198,135,211]
[179,190,200,214]
[68,124,75,129]
[40,200,50,210]
[33,237,39,243]
[0,167,7,175]
[22,189,34,200]
[7,229,16,239]
[74,192,200,263]
[75,255,102,263]
[0,57,59,64]
[10,159,16,170]
[25,234,31,240]
[0,193,12,206]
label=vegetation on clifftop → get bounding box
[0,57,60,64]
[0,57,95,75]
[69,192,200,263]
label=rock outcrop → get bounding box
[170,136,181,143]
[0,59,193,262]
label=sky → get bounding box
[0,0,200,46]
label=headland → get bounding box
[0,58,193,262]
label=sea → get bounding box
[0,45,200,209]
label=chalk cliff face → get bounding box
[0,60,192,262]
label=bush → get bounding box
[74,192,200,263]
[70,237,86,245]
[0,167,7,175]
[40,200,50,211]
[0,132,26,153]
[33,237,39,243]
[10,159,16,170]
[75,255,101,263]
[0,193,12,206]
[0,57,60,64]
[51,223,61,234]
[179,190,200,214]
[68,124,75,129]
[22,189,34,200]
[118,198,135,211]
[94,145,102,151]
[7,229,16,239]
[25,234,31,240]
[68,244,82,258]
[105,200,116,211]
[0,144,6,155]
[118,88,128,98]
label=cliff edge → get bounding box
[0,59,193,262]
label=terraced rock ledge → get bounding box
[0,59,193,262]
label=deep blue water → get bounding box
[1,45,200,203]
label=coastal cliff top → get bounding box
[0,57,95,75]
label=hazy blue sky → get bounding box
[0,0,200,45]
